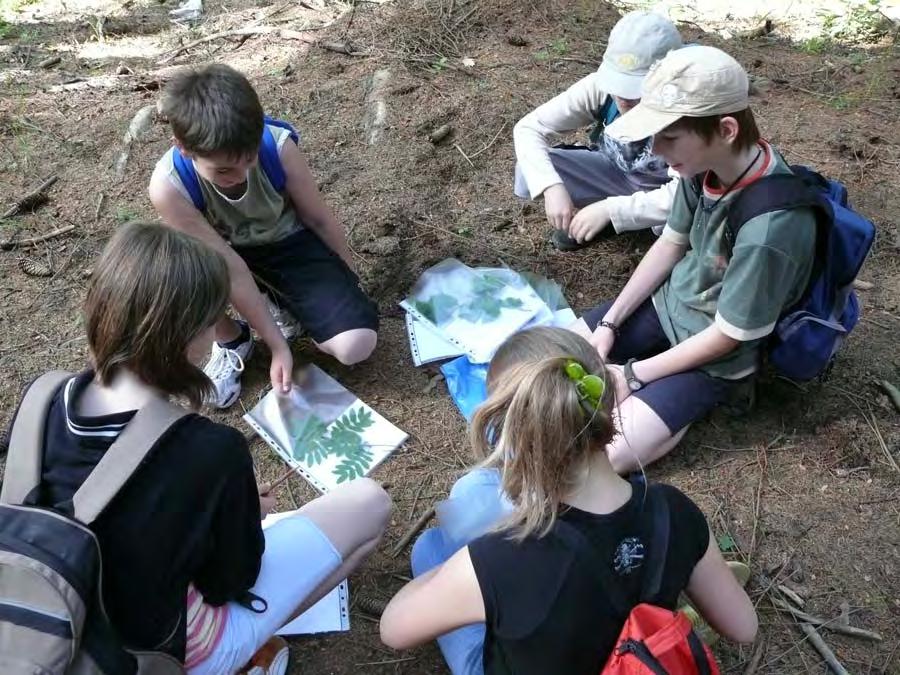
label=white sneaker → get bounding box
[203,325,254,409]
[266,296,302,341]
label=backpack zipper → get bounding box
[618,638,670,675]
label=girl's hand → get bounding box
[543,184,575,233]
[258,483,276,518]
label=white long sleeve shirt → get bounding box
[513,72,678,235]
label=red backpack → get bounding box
[560,482,720,675]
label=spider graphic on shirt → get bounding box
[613,537,645,575]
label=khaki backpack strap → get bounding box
[72,397,189,524]
[0,370,73,506]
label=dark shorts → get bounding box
[582,299,736,433]
[234,228,379,344]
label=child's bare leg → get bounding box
[315,328,377,366]
[214,315,243,343]
[607,396,689,473]
[285,477,391,621]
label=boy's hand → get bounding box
[269,344,293,395]
[569,201,611,243]
[606,364,632,404]
[543,184,575,233]
[258,483,277,518]
[590,324,616,361]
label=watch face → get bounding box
[628,379,642,392]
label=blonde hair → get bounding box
[85,222,230,408]
[470,327,616,540]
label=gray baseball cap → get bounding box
[596,11,682,100]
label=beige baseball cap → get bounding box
[604,45,750,142]
[596,11,682,101]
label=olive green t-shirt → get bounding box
[153,124,301,247]
[652,143,816,379]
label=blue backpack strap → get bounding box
[258,117,299,193]
[171,148,206,212]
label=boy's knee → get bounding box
[322,329,377,365]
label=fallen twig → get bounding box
[879,380,900,413]
[799,623,850,675]
[390,505,435,558]
[94,193,106,222]
[2,175,58,219]
[770,597,882,641]
[158,26,319,64]
[320,40,368,56]
[742,637,766,675]
[454,142,475,167]
[468,121,507,159]
[0,224,74,251]
[37,55,61,69]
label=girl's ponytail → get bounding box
[470,327,616,540]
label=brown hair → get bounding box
[665,108,760,153]
[85,222,230,408]
[470,327,616,540]
[160,63,264,158]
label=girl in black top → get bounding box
[6,222,390,674]
[381,327,756,674]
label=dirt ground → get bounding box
[1,0,899,673]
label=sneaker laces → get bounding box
[205,344,246,383]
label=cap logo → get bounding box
[660,83,679,107]
[615,53,639,70]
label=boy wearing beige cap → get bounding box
[513,11,683,250]
[571,46,817,471]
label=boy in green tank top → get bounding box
[570,46,816,472]
[149,65,378,408]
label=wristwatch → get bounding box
[624,358,646,392]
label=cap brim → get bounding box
[604,103,681,142]
[595,61,644,100]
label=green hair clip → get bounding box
[564,359,605,411]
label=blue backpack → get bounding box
[723,165,876,381]
[172,116,299,212]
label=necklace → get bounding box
[701,146,763,213]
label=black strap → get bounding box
[687,630,713,675]
[724,172,829,257]
[639,484,670,602]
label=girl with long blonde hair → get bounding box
[381,327,756,674]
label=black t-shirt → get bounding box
[17,372,265,660]
[468,481,710,675]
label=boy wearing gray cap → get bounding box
[513,11,682,250]
[571,46,816,471]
